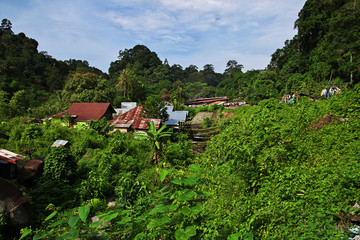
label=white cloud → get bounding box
[0,0,307,73]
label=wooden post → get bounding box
[296,91,299,102]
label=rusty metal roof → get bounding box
[110,106,161,130]
[184,97,229,105]
[0,149,25,165]
[53,103,115,122]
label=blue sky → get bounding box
[1,0,307,73]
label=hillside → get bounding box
[0,0,360,239]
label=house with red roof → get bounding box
[0,149,25,179]
[52,103,115,128]
[109,106,162,133]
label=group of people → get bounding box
[224,101,247,107]
[281,94,297,103]
[321,87,341,99]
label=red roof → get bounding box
[0,149,25,165]
[53,103,115,122]
[110,106,161,130]
[185,97,229,105]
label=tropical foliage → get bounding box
[0,0,360,239]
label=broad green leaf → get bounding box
[147,216,171,229]
[243,232,254,240]
[78,205,90,223]
[149,204,169,215]
[44,210,58,222]
[188,164,202,172]
[116,216,132,225]
[160,169,173,182]
[19,228,32,240]
[60,229,80,240]
[49,220,62,228]
[33,233,49,240]
[89,220,102,228]
[101,213,119,222]
[227,232,242,240]
[68,215,80,228]
[134,232,147,240]
[180,206,191,216]
[180,205,202,216]
[177,191,197,201]
[182,176,197,186]
[172,178,183,185]
[175,226,197,240]
[190,205,202,215]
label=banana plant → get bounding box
[136,121,172,164]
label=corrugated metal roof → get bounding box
[110,106,161,130]
[0,149,25,165]
[114,102,138,116]
[166,106,174,113]
[53,103,115,122]
[51,140,69,147]
[121,102,137,109]
[164,110,188,126]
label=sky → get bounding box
[0,0,307,73]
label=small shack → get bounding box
[0,149,25,179]
[51,140,71,148]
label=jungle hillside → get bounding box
[0,0,360,239]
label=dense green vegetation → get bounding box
[1,0,360,239]
[4,85,358,240]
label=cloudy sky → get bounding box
[0,0,306,73]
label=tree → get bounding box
[0,19,13,34]
[224,60,244,75]
[116,68,135,98]
[109,45,162,79]
[202,64,215,73]
[9,90,29,116]
[114,65,147,101]
[88,117,114,135]
[142,95,169,121]
[62,72,112,103]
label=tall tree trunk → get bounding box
[350,52,353,84]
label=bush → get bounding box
[43,147,76,182]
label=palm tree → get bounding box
[116,68,135,99]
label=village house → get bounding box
[52,103,115,129]
[0,149,25,179]
[109,106,162,133]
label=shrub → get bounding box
[43,147,76,182]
